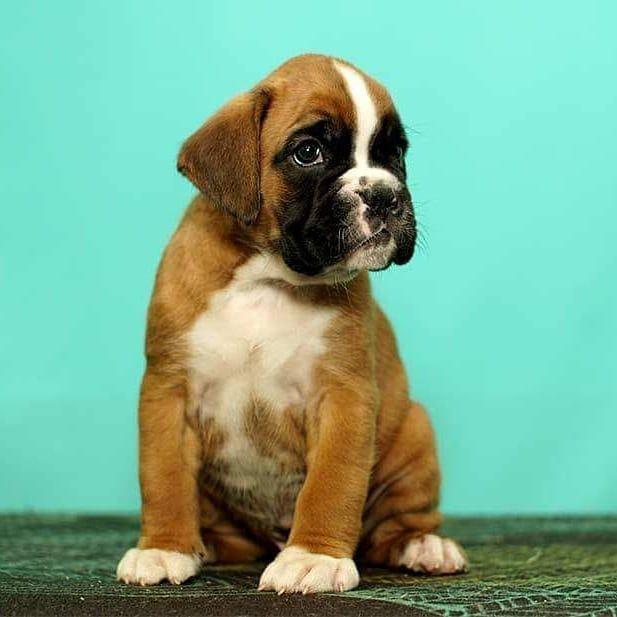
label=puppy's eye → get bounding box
[292,139,323,167]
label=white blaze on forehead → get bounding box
[333,60,400,250]
[333,60,399,189]
[333,60,378,168]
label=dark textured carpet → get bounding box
[1,515,616,616]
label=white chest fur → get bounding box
[185,255,336,530]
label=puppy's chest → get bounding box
[186,279,335,531]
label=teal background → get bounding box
[1,1,616,514]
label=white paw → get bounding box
[116,548,201,585]
[398,534,467,575]
[259,546,359,594]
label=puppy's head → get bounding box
[178,54,415,280]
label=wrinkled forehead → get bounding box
[261,56,395,155]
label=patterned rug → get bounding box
[1,515,616,616]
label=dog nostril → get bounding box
[360,185,402,218]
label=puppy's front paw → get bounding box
[116,548,201,585]
[397,534,467,575]
[259,546,359,594]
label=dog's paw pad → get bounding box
[398,534,467,575]
[116,548,201,585]
[258,546,359,594]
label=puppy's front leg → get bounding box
[117,369,207,585]
[259,387,375,594]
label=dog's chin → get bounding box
[280,229,412,284]
[342,229,397,272]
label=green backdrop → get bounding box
[1,1,616,514]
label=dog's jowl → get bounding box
[116,54,467,593]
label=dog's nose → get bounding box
[359,184,400,220]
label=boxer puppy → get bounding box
[117,54,467,594]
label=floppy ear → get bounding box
[177,87,270,225]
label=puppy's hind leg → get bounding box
[358,401,468,575]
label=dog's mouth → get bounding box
[339,226,398,273]
[279,222,400,279]
[351,227,391,252]
[325,226,392,265]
